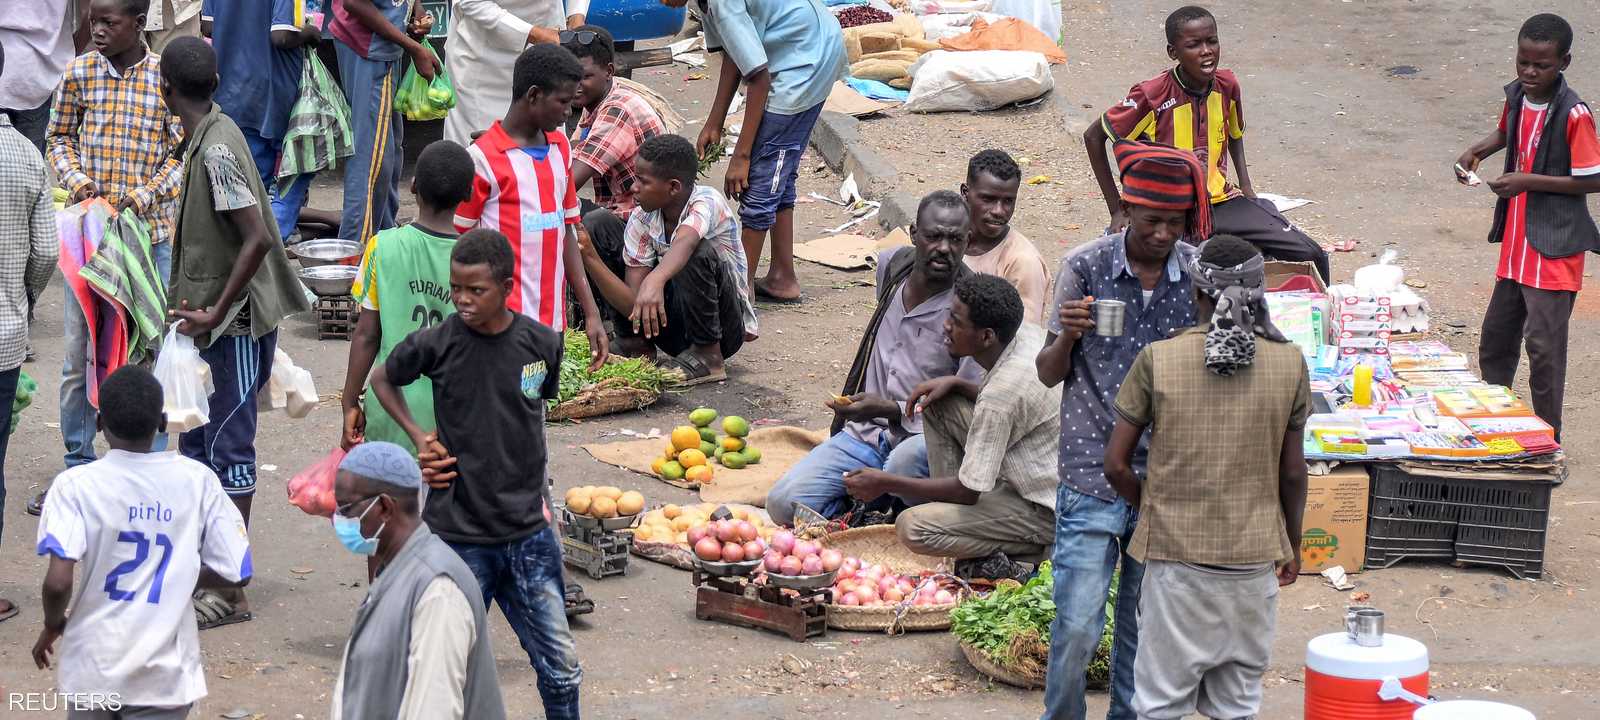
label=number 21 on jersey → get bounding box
[104,531,174,603]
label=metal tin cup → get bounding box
[1092,299,1127,337]
[1345,606,1385,647]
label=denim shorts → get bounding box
[739,102,826,232]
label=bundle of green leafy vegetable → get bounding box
[548,330,680,411]
[949,562,1117,688]
[697,140,726,179]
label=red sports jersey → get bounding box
[1494,99,1600,292]
[455,122,583,330]
[1101,68,1245,204]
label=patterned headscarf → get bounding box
[1113,140,1212,242]
[1189,245,1288,376]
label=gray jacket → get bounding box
[338,525,506,719]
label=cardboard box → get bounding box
[1266,259,1327,293]
[1299,465,1371,574]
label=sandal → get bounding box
[564,581,595,618]
[660,351,726,387]
[0,599,18,623]
[193,589,253,630]
[25,488,46,517]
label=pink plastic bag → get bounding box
[288,447,345,517]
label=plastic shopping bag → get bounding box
[278,47,355,184]
[288,446,344,517]
[9,370,35,435]
[284,364,318,419]
[396,39,455,121]
[265,348,319,419]
[152,325,213,433]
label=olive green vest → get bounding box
[169,105,310,349]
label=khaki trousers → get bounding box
[894,396,1055,560]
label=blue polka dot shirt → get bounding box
[1047,231,1198,501]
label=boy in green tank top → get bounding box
[341,141,476,451]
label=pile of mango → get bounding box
[653,407,761,484]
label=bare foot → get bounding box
[692,346,727,376]
[753,276,801,302]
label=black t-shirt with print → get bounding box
[384,313,562,544]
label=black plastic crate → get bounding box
[1364,465,1555,579]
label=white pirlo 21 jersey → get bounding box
[37,450,253,707]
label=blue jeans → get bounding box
[738,102,824,232]
[1041,486,1144,720]
[241,126,314,242]
[0,367,19,543]
[2,99,51,155]
[765,431,929,525]
[335,42,403,243]
[448,528,581,720]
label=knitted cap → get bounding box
[1113,140,1212,241]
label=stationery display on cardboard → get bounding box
[1263,256,1563,472]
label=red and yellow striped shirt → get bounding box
[1101,68,1245,205]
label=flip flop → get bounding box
[0,600,18,623]
[25,488,46,517]
[753,279,803,305]
[564,581,595,618]
[660,352,727,387]
[193,589,253,630]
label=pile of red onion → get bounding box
[834,5,894,28]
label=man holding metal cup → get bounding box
[1034,140,1209,720]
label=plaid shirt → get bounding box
[1114,327,1311,565]
[48,50,183,245]
[0,117,60,370]
[574,83,667,219]
[623,184,758,335]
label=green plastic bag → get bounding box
[396,39,455,121]
[11,370,35,435]
[279,48,354,184]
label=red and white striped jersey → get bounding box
[1493,99,1600,291]
[455,121,583,329]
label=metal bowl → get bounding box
[766,569,838,591]
[299,264,359,297]
[697,557,762,577]
[291,239,361,268]
[565,510,641,531]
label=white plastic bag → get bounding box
[267,348,318,419]
[906,50,1053,113]
[284,365,318,419]
[908,0,992,14]
[989,0,1062,45]
[153,325,213,433]
[918,11,1004,40]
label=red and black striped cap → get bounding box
[1113,140,1212,241]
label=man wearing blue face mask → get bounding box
[328,442,506,720]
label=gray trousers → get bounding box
[894,396,1055,560]
[1478,277,1573,439]
[1132,560,1279,720]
